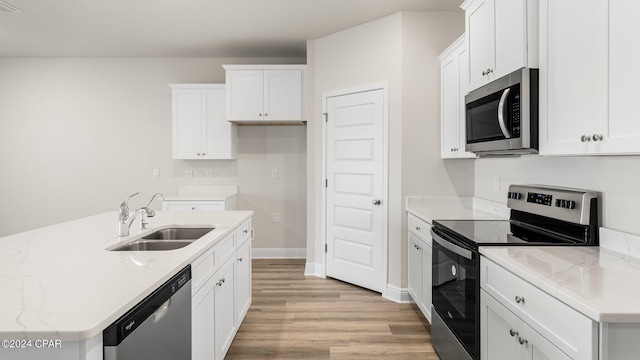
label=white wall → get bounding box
[307,11,469,289]
[474,155,640,235]
[0,57,307,251]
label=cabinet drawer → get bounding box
[236,219,251,247]
[191,246,216,296]
[408,214,431,242]
[215,232,236,266]
[163,201,225,212]
[481,258,596,359]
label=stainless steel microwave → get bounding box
[465,68,538,155]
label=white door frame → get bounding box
[320,82,389,297]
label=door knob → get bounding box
[372,199,382,206]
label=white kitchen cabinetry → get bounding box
[170,84,237,160]
[480,257,597,360]
[163,199,237,212]
[407,214,433,323]
[191,217,252,360]
[462,0,538,92]
[439,35,476,159]
[223,65,306,124]
[539,0,640,155]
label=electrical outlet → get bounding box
[152,168,160,179]
[206,169,213,178]
[271,168,278,178]
[186,169,193,179]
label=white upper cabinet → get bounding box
[223,65,306,125]
[462,0,538,92]
[539,0,640,155]
[440,35,477,159]
[170,84,237,160]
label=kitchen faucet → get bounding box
[118,192,140,237]
[118,192,165,236]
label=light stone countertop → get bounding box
[0,210,252,341]
[406,196,509,224]
[481,243,640,323]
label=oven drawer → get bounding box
[481,258,597,360]
[408,214,431,242]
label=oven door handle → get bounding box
[497,87,512,139]
[431,228,473,260]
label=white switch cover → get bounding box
[271,168,278,178]
[494,176,500,190]
[271,213,282,223]
[186,169,193,179]
[152,169,160,179]
[206,169,213,178]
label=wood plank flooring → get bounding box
[226,259,440,360]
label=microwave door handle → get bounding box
[497,88,512,139]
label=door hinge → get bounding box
[325,244,328,253]
[323,112,328,122]
[325,179,328,188]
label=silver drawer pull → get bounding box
[515,296,525,304]
[509,329,518,337]
[518,337,528,345]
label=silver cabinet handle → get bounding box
[216,281,223,286]
[509,329,518,337]
[264,113,268,117]
[497,88,512,139]
[581,135,591,142]
[416,226,421,231]
[238,257,243,262]
[372,199,382,206]
[592,134,603,141]
[244,229,249,233]
[259,113,263,116]
[515,296,525,304]
[518,337,528,345]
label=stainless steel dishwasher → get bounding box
[103,265,191,360]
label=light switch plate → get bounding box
[186,169,193,179]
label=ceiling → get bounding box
[0,0,463,58]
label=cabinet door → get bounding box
[481,290,521,360]
[539,0,608,155]
[173,89,203,159]
[466,0,495,90]
[226,70,264,121]
[420,241,432,322]
[522,323,571,360]
[163,201,225,212]
[235,240,252,326]
[264,70,303,120]
[192,276,215,360]
[441,49,462,159]
[603,0,640,154]
[408,233,422,303]
[203,88,237,159]
[214,259,237,360]
[493,0,527,79]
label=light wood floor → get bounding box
[226,259,440,359]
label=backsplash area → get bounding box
[474,155,640,235]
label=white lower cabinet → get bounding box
[214,258,236,360]
[191,217,252,360]
[480,257,597,360]
[163,197,237,212]
[407,214,433,322]
[481,290,571,360]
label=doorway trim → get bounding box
[320,82,389,297]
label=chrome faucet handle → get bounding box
[142,193,165,218]
[119,192,140,220]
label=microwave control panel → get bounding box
[511,94,520,138]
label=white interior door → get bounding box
[325,88,385,293]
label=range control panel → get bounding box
[506,184,599,226]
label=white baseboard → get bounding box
[251,248,306,259]
[303,262,324,277]
[385,284,412,304]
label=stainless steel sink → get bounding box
[111,227,215,251]
[141,227,215,241]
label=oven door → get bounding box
[431,227,479,359]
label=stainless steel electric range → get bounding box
[430,184,600,360]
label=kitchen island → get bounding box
[0,210,252,360]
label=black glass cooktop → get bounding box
[432,219,590,249]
